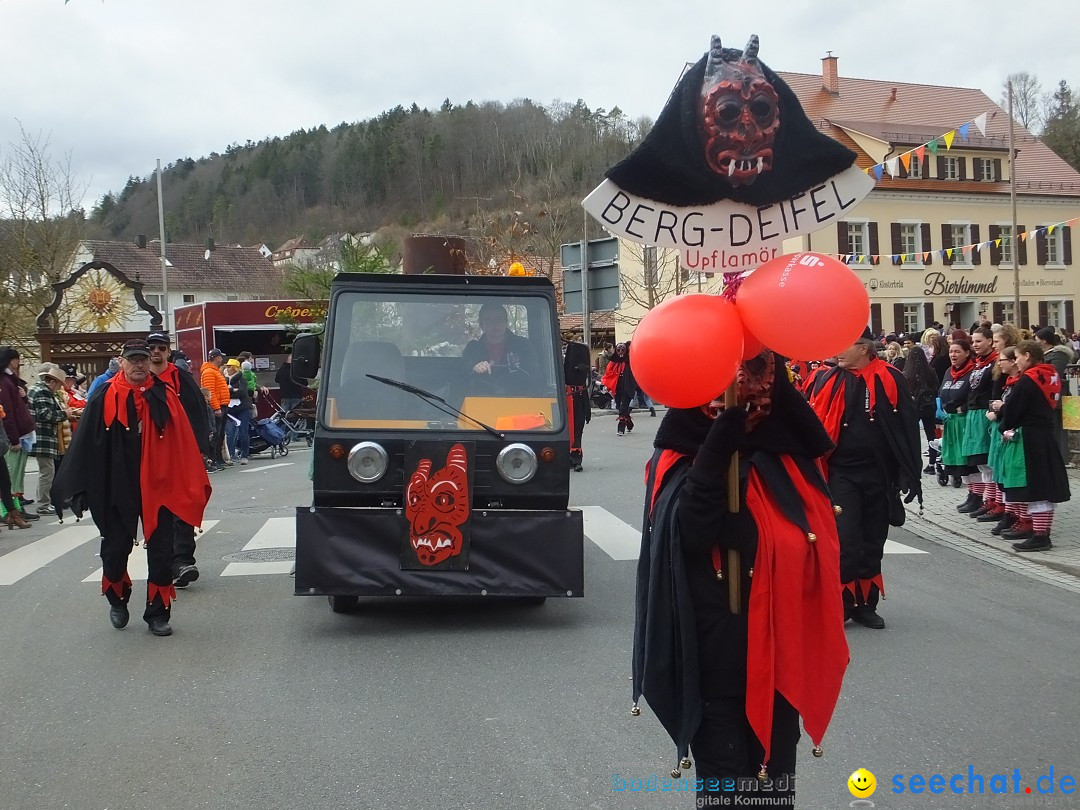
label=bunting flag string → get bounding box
[831,215,1079,266]
[863,111,992,181]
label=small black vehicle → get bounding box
[291,272,585,613]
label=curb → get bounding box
[906,504,1080,579]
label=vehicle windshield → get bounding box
[322,290,564,432]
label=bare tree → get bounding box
[1001,72,1042,130]
[0,124,88,351]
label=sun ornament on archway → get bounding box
[68,268,138,332]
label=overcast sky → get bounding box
[2,0,1077,212]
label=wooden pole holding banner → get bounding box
[724,381,741,614]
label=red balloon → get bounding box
[741,321,765,360]
[735,252,869,360]
[631,295,744,408]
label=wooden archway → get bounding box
[35,260,164,376]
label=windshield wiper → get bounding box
[365,374,504,439]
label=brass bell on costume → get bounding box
[630,704,641,717]
[812,745,824,757]
[833,505,843,516]
[757,765,768,780]
[806,532,817,543]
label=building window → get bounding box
[903,304,920,334]
[848,222,869,258]
[951,224,971,265]
[900,224,919,258]
[143,293,163,311]
[182,294,196,304]
[1046,300,1063,327]
[909,155,922,179]
[1000,301,1016,323]
[226,294,240,301]
[1046,228,1062,265]
[980,160,995,182]
[1000,225,1014,265]
[943,156,962,180]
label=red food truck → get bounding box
[173,300,323,408]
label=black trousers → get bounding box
[831,464,889,604]
[566,389,587,465]
[173,516,197,575]
[692,692,799,807]
[212,410,226,463]
[101,506,175,622]
[615,391,634,433]
[0,457,15,512]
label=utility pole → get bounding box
[1009,81,1020,321]
[581,207,591,350]
[155,159,170,335]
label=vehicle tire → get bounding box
[269,447,276,459]
[328,595,359,613]
[279,444,289,457]
[306,436,313,447]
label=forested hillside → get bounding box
[88,98,649,251]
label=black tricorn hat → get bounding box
[606,34,857,208]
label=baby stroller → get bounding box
[248,416,289,459]
[269,395,315,447]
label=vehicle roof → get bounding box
[331,272,556,292]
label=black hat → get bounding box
[61,364,77,378]
[208,348,224,359]
[147,332,170,346]
[121,339,151,358]
[605,34,857,207]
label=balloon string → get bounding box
[724,379,741,615]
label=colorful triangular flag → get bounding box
[1048,225,1055,234]
[900,152,912,172]
[973,112,989,137]
[885,158,899,177]
[973,242,982,253]
[927,140,939,155]
[915,144,926,162]
[923,252,931,262]
[957,123,971,141]
[1020,231,1029,241]
[872,165,884,181]
[944,130,956,150]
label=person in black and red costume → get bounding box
[601,343,635,436]
[562,334,591,472]
[633,351,848,808]
[146,331,211,588]
[807,331,922,629]
[54,339,211,636]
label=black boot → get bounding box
[952,475,963,488]
[990,513,1017,535]
[109,603,129,629]
[969,502,993,518]
[957,493,982,513]
[1012,535,1052,552]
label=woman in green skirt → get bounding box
[985,347,1023,535]
[938,339,974,488]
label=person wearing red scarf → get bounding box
[996,340,1071,551]
[807,332,922,629]
[634,352,849,807]
[956,326,1000,515]
[54,340,212,636]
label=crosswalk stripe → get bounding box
[241,463,293,473]
[220,516,295,577]
[81,520,220,583]
[884,538,928,554]
[2,510,931,587]
[0,524,100,586]
[581,506,641,561]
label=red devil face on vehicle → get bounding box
[700,34,780,187]
[405,443,470,566]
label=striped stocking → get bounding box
[1030,511,1054,537]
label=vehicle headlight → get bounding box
[347,441,389,483]
[496,443,537,485]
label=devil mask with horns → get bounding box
[605,34,857,208]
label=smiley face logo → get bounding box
[848,768,877,798]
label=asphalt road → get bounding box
[0,416,1077,810]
